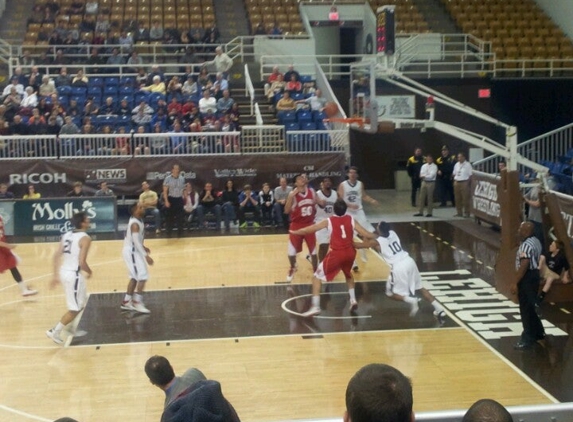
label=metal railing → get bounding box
[474,122,573,174]
[244,63,255,116]
[261,54,365,80]
[254,102,263,125]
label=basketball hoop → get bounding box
[323,117,367,129]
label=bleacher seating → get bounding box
[245,0,305,35]
[368,0,430,34]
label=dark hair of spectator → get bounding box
[144,355,176,386]
[462,399,513,422]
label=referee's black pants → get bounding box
[165,196,185,237]
[518,269,544,343]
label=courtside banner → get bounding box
[2,154,346,197]
[471,171,501,226]
[13,197,117,236]
[552,192,573,239]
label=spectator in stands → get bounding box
[167,97,182,116]
[298,88,327,112]
[26,67,42,92]
[188,117,202,134]
[238,184,260,228]
[95,181,114,196]
[115,98,131,116]
[285,74,302,93]
[127,51,143,73]
[83,98,99,117]
[216,90,234,115]
[87,48,105,72]
[10,115,29,135]
[28,108,46,125]
[284,65,300,83]
[229,103,240,128]
[67,98,81,117]
[107,48,125,71]
[54,67,71,88]
[202,109,217,130]
[123,17,139,33]
[12,67,28,86]
[71,69,88,86]
[69,0,85,15]
[140,181,162,234]
[196,182,222,229]
[273,177,291,228]
[199,89,217,115]
[95,14,110,33]
[152,107,167,130]
[462,399,512,422]
[523,176,544,245]
[182,75,198,97]
[212,72,229,92]
[21,87,38,110]
[167,76,182,96]
[66,181,85,197]
[133,125,150,155]
[118,31,133,53]
[46,116,60,135]
[264,66,282,94]
[266,73,285,101]
[23,185,41,199]
[141,75,166,95]
[259,183,275,226]
[269,22,283,38]
[29,5,44,25]
[98,125,114,155]
[205,47,233,77]
[147,65,165,84]
[99,97,116,115]
[132,100,154,115]
[183,182,200,227]
[52,49,68,69]
[114,126,130,155]
[253,22,266,36]
[133,22,150,42]
[169,122,187,154]
[3,76,25,97]
[345,363,413,422]
[80,15,96,33]
[149,20,164,42]
[133,107,152,127]
[43,9,56,24]
[0,183,15,199]
[197,67,213,91]
[275,91,296,112]
[150,122,168,154]
[85,0,98,14]
[179,48,200,72]
[202,23,220,44]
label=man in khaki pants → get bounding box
[414,154,438,217]
[453,152,473,217]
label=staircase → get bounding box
[411,0,460,34]
[0,0,33,45]
[235,81,277,126]
[212,0,251,42]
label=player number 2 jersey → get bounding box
[328,214,355,251]
[340,180,363,210]
[376,230,409,266]
[290,188,316,227]
[60,231,89,272]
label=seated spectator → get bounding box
[264,66,282,92]
[221,115,239,153]
[133,125,150,155]
[140,181,162,233]
[95,14,110,33]
[116,98,132,116]
[80,15,96,33]
[269,22,283,38]
[46,115,61,135]
[0,183,15,199]
[181,76,198,97]
[53,49,69,68]
[141,75,166,95]
[65,98,79,118]
[48,31,62,46]
[147,65,165,84]
[28,5,44,25]
[133,101,154,115]
[197,67,213,91]
[69,0,85,15]
[345,363,413,422]
[238,184,260,227]
[21,86,38,109]
[273,177,292,228]
[462,399,513,422]
[198,90,217,115]
[259,182,275,225]
[134,22,150,42]
[284,64,300,82]
[167,76,182,96]
[285,73,302,93]
[196,182,222,229]
[221,179,239,230]
[202,109,217,130]
[136,68,149,87]
[95,181,114,196]
[71,69,88,86]
[83,97,99,116]
[183,182,200,226]
[3,76,25,97]
[127,51,143,73]
[85,0,98,14]
[118,31,133,52]
[150,122,169,154]
[114,126,130,155]
[188,117,202,133]
[26,66,43,91]
[133,108,152,126]
[266,74,285,101]
[537,239,571,305]
[60,115,80,135]
[10,115,29,135]
[212,72,228,92]
[167,97,182,116]
[67,181,85,197]
[275,91,296,112]
[170,122,187,154]
[106,48,125,69]
[144,355,207,409]
[28,110,48,135]
[151,108,167,130]
[229,103,240,128]
[55,67,72,87]
[253,22,266,35]
[216,89,234,114]
[149,20,164,41]
[166,107,179,129]
[98,125,114,155]
[99,97,116,115]
[297,88,327,112]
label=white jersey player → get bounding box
[46,212,93,345]
[338,166,377,233]
[314,178,338,262]
[121,202,154,314]
[355,222,446,319]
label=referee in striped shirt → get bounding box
[162,164,186,238]
[512,221,544,350]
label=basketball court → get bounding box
[1,190,571,422]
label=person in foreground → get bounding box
[462,398,513,422]
[290,199,375,317]
[46,212,92,345]
[144,355,207,408]
[355,222,446,318]
[344,363,414,422]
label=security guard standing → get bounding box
[406,147,424,207]
[436,145,456,207]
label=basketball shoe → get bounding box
[133,300,150,314]
[46,329,63,345]
[349,299,358,313]
[22,288,38,296]
[302,306,321,317]
[286,266,297,282]
[120,300,135,311]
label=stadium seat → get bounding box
[88,86,102,96]
[89,77,104,88]
[312,111,326,122]
[277,111,296,124]
[300,121,317,131]
[71,86,87,96]
[297,111,312,123]
[57,86,72,95]
[285,122,300,131]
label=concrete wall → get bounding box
[534,0,573,39]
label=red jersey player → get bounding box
[290,199,376,316]
[0,214,37,296]
[284,173,323,282]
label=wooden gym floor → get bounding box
[1,215,571,422]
